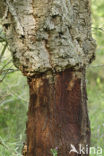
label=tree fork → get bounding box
[26,68,90,156]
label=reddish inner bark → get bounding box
[26,69,90,156]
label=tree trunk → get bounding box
[27,68,90,156]
[0,0,96,155]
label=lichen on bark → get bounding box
[1,0,96,76]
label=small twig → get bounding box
[89,64,104,69]
[0,68,18,75]
[0,33,7,42]
[3,81,28,102]
[0,139,21,156]
[92,26,104,32]
[0,42,8,62]
[0,59,12,73]
[0,70,10,82]
[0,139,9,150]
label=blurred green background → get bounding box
[0,0,104,155]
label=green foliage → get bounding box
[0,47,29,155]
[50,148,58,156]
[86,1,104,155]
[92,0,104,53]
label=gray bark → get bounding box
[0,0,96,76]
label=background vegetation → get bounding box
[0,0,104,155]
[87,0,104,155]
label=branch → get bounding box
[0,137,20,155]
[92,26,104,32]
[90,64,104,68]
[0,69,10,82]
[0,42,8,62]
[0,59,12,73]
[0,137,8,150]
[0,65,19,83]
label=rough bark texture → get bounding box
[1,0,96,76]
[0,0,96,156]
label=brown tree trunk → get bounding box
[0,0,96,156]
[26,68,90,156]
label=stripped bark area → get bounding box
[27,68,90,156]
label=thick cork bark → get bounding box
[26,68,90,156]
[0,0,96,76]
